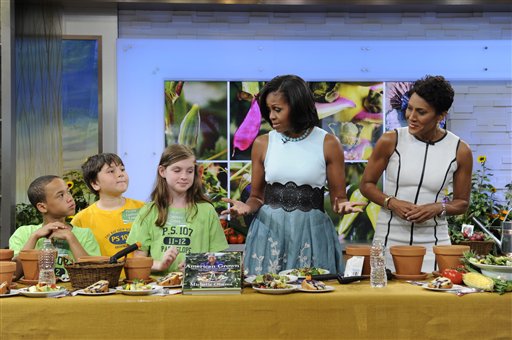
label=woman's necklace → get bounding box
[280,127,312,144]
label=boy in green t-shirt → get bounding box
[10,175,100,280]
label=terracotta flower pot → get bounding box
[433,245,470,272]
[19,250,41,281]
[390,245,426,275]
[345,244,371,275]
[0,261,17,287]
[124,257,153,281]
[0,249,14,261]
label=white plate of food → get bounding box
[297,285,335,293]
[76,288,117,296]
[279,268,330,278]
[116,286,158,296]
[421,283,464,292]
[18,287,67,298]
[0,289,20,298]
[252,285,298,295]
[245,274,298,285]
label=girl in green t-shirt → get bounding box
[127,144,227,275]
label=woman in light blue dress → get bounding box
[223,75,365,275]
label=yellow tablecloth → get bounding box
[1,280,511,339]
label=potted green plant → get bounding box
[449,230,494,255]
[448,155,511,255]
[448,155,500,226]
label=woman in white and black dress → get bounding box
[360,75,473,272]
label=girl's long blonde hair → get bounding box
[149,144,211,227]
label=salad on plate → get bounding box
[246,273,298,284]
[279,267,329,278]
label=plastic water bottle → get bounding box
[38,238,57,285]
[370,239,387,288]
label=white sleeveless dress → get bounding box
[243,127,343,275]
[374,127,460,272]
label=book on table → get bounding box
[182,252,243,295]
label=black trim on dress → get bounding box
[409,143,431,245]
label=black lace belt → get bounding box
[264,182,325,212]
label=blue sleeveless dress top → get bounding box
[243,127,343,275]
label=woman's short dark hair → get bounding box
[258,75,319,132]
[410,75,454,115]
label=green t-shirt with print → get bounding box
[126,202,228,275]
[9,224,101,280]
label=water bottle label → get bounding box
[344,256,364,277]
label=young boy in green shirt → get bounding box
[10,175,100,281]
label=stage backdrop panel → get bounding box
[117,38,511,241]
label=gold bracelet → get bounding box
[384,196,394,210]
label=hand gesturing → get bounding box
[221,198,251,217]
[333,197,367,214]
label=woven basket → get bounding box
[458,241,494,255]
[65,261,124,289]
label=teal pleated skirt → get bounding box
[243,205,343,275]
